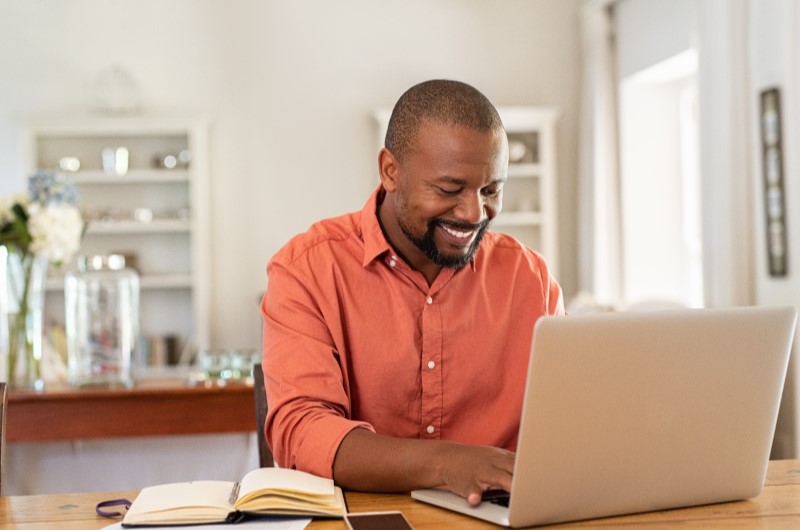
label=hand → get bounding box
[435,442,515,506]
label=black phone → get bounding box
[344,511,415,530]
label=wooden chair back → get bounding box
[253,363,274,467]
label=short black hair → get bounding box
[385,79,505,161]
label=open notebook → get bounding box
[412,305,797,527]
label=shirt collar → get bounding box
[359,185,479,273]
[361,185,392,267]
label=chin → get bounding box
[432,249,475,269]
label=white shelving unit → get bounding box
[23,116,212,359]
[373,106,560,277]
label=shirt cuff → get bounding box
[293,415,375,478]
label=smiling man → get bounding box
[261,80,564,505]
[378,117,501,284]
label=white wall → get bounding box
[0,0,583,353]
[748,0,800,459]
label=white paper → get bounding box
[102,516,312,530]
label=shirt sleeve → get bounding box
[533,250,565,317]
[547,266,566,316]
[260,256,374,478]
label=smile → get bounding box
[441,225,475,240]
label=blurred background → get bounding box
[2,0,799,494]
[0,0,583,352]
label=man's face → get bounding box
[383,121,507,271]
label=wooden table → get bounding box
[7,380,255,442]
[2,460,798,529]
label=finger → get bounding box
[467,491,483,507]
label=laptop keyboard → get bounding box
[481,489,510,507]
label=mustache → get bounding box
[430,218,490,232]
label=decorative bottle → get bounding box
[65,254,139,387]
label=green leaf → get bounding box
[11,203,28,222]
[10,217,31,251]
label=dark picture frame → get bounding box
[760,87,788,277]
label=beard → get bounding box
[398,214,491,269]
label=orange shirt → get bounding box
[261,187,564,477]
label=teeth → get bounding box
[442,225,474,239]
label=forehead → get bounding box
[410,120,507,163]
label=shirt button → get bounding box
[389,259,396,267]
[426,296,433,305]
[426,425,435,434]
[427,360,435,369]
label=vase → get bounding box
[0,245,48,391]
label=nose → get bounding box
[455,192,491,226]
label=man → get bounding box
[261,79,564,506]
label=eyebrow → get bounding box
[433,175,506,187]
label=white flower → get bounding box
[27,203,84,264]
[2,172,84,266]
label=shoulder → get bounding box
[478,230,554,274]
[270,210,362,268]
[478,230,563,314]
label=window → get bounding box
[618,49,703,307]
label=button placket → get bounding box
[420,290,442,439]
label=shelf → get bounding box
[85,219,191,234]
[494,211,543,226]
[66,169,189,184]
[139,274,193,289]
[27,116,212,351]
[46,273,193,291]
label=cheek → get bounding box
[394,188,428,231]
[402,189,444,222]
[486,193,503,217]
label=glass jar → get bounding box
[65,254,140,388]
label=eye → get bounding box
[436,186,462,196]
[482,185,502,198]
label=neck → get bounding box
[377,193,441,286]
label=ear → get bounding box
[377,147,400,193]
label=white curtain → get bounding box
[696,0,753,307]
[577,1,622,306]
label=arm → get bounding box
[262,257,371,477]
[333,428,515,506]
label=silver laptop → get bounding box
[411,305,797,527]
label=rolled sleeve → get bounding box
[262,258,373,478]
